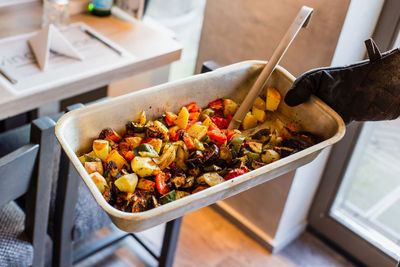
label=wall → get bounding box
[196,0,351,252]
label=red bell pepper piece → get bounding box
[207,99,223,110]
[155,171,171,195]
[188,112,200,124]
[122,151,135,161]
[211,117,229,129]
[224,167,249,180]
[223,129,236,142]
[207,129,227,144]
[183,134,195,150]
[186,102,201,113]
[165,111,178,126]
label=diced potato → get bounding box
[125,137,142,149]
[175,107,189,129]
[106,150,128,170]
[223,99,238,116]
[89,172,107,194]
[114,173,138,193]
[253,96,266,110]
[93,139,109,162]
[187,124,208,140]
[261,149,280,164]
[266,87,281,111]
[85,161,103,175]
[131,157,159,177]
[248,141,263,154]
[242,112,258,130]
[136,178,156,191]
[252,107,267,122]
[153,121,169,141]
[198,172,225,187]
[202,117,213,128]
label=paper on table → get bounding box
[28,24,83,70]
[0,22,136,93]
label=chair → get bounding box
[0,117,59,267]
[52,104,183,267]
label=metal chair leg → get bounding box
[159,217,183,267]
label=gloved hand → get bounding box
[284,39,400,124]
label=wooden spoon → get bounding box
[228,6,314,130]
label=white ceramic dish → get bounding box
[55,60,345,232]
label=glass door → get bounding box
[309,1,400,266]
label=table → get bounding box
[0,2,182,121]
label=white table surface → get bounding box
[0,3,182,121]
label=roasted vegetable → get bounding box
[266,87,281,111]
[187,124,208,140]
[223,99,238,117]
[106,150,128,170]
[89,172,108,194]
[133,144,158,158]
[131,157,159,177]
[99,128,122,143]
[80,97,320,213]
[198,172,225,186]
[261,149,280,164]
[115,173,138,193]
[252,107,267,122]
[156,171,171,195]
[137,178,156,191]
[176,191,190,199]
[242,112,258,130]
[160,190,176,205]
[125,137,142,149]
[175,107,189,129]
[85,161,104,175]
[93,139,110,161]
[253,96,266,110]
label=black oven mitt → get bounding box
[284,38,400,124]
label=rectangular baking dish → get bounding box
[55,60,345,233]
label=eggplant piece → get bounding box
[203,164,222,172]
[187,167,200,177]
[251,160,266,169]
[219,146,232,162]
[252,128,271,141]
[186,150,204,168]
[275,146,298,158]
[203,143,219,163]
[229,158,243,169]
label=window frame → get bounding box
[308,0,400,265]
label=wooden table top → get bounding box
[0,2,182,120]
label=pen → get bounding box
[80,26,123,56]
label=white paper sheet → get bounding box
[0,22,136,93]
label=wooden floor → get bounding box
[75,207,356,267]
